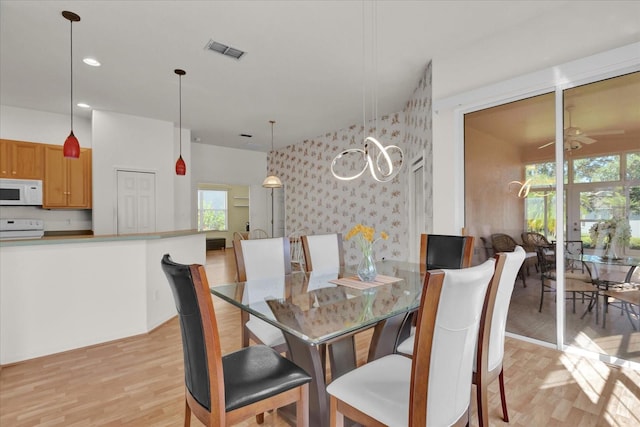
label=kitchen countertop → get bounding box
[0,229,204,247]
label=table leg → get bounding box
[328,337,357,379]
[367,312,410,362]
[625,265,638,283]
[280,313,413,427]
[283,334,330,427]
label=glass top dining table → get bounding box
[210,259,424,345]
[566,253,640,283]
[209,259,425,427]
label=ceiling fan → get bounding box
[538,106,624,151]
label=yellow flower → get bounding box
[345,224,389,255]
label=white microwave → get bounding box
[0,179,43,206]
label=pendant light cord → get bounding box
[373,0,378,138]
[361,1,378,138]
[362,0,366,138]
[69,18,74,131]
[179,73,182,155]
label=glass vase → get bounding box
[357,251,377,282]
[607,240,621,259]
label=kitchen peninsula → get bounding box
[0,230,205,365]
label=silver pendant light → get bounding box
[262,120,282,188]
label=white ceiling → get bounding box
[1,1,639,151]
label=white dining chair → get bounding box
[327,259,497,427]
[474,246,525,427]
[289,229,308,271]
[301,233,344,274]
[249,228,269,239]
[233,237,291,354]
[395,233,475,356]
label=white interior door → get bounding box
[273,187,285,238]
[249,184,269,234]
[248,185,285,237]
[117,170,156,235]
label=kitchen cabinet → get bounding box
[0,139,44,179]
[43,145,92,208]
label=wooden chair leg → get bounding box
[498,368,509,422]
[296,384,309,427]
[184,399,191,427]
[330,396,344,427]
[476,379,489,427]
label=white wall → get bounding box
[191,142,266,185]
[0,233,205,364]
[1,241,146,364]
[432,42,640,234]
[146,235,205,330]
[92,110,179,235]
[191,142,268,231]
[0,105,92,147]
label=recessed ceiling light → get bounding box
[83,57,101,67]
[77,102,91,108]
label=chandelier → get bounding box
[331,1,403,182]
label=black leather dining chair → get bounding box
[161,254,311,426]
[394,234,475,355]
[420,233,475,272]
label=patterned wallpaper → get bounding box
[403,61,434,233]
[270,62,433,263]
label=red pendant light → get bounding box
[62,11,81,159]
[175,69,186,176]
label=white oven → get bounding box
[0,179,43,206]
[0,219,44,240]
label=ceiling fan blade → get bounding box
[538,141,555,149]
[571,135,596,144]
[584,129,625,137]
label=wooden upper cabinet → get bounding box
[0,139,44,179]
[43,145,92,209]
[67,149,91,208]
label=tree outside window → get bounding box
[524,162,558,239]
[524,153,639,250]
[198,189,227,231]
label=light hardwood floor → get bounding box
[1,250,639,426]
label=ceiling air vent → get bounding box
[205,39,246,60]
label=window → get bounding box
[525,152,640,250]
[524,161,558,239]
[197,189,228,231]
[573,155,620,183]
[579,186,625,248]
[525,190,556,238]
[627,152,640,180]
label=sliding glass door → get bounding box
[464,71,639,364]
[561,73,640,362]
